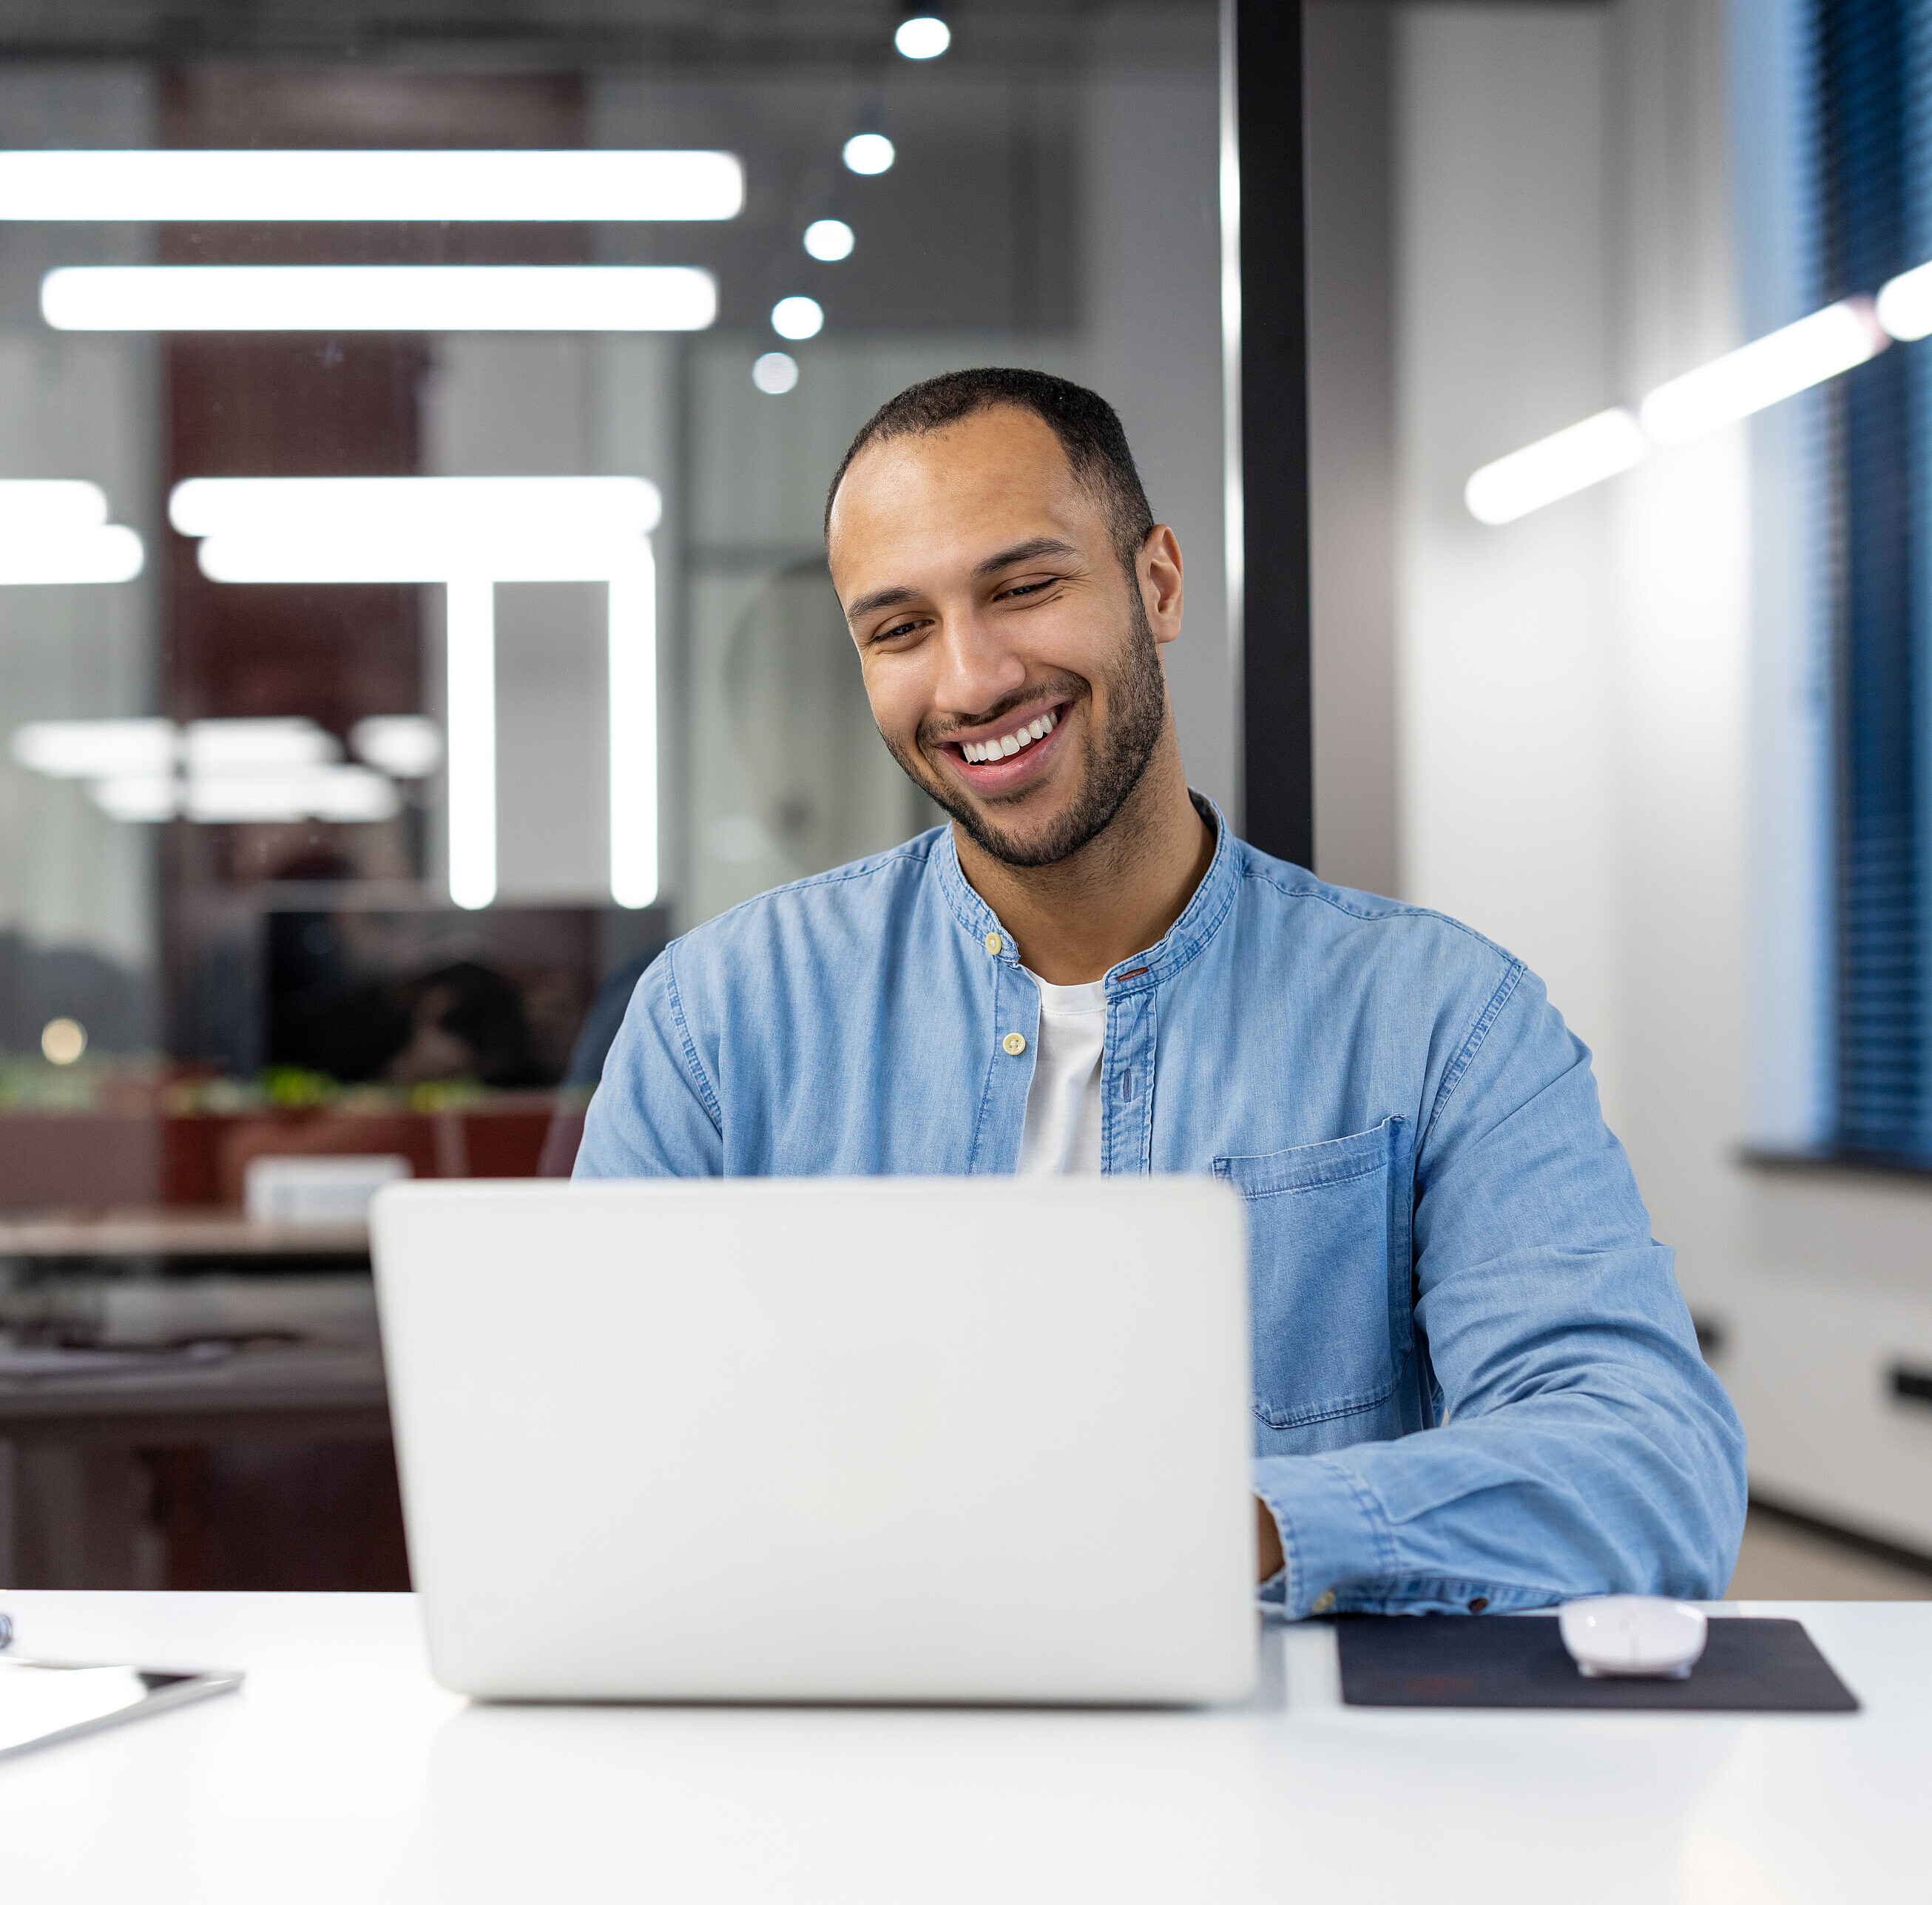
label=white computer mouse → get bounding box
[1558,1595,1709,1679]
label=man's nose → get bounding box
[930,609,1027,717]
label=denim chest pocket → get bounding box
[1213,1116,1413,1429]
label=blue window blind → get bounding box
[1822,0,1932,1157]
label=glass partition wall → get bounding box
[0,3,1228,1585]
[0,5,1227,1199]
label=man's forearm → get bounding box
[1254,1493,1284,1581]
[1253,1383,1745,1617]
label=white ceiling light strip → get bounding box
[444,579,498,911]
[1466,287,1910,523]
[168,476,663,911]
[607,550,658,912]
[1638,298,1887,445]
[0,479,143,583]
[9,716,403,824]
[1463,410,1646,527]
[1874,259,1932,340]
[43,265,717,334]
[0,149,744,223]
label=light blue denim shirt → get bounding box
[578,801,1747,1616]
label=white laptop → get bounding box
[370,1176,1256,1705]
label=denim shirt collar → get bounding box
[930,792,1242,997]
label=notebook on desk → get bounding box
[370,1176,1257,1707]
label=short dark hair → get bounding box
[823,367,1156,571]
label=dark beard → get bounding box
[880,587,1169,869]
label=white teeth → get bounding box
[961,709,1058,765]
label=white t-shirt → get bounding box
[1014,968,1109,1174]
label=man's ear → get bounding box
[1139,525,1185,645]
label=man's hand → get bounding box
[1254,1494,1284,1582]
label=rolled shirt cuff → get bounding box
[1253,1455,1395,1619]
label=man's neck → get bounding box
[952,736,1216,985]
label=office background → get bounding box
[0,0,1927,1598]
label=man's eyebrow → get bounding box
[844,584,919,622]
[970,536,1081,580]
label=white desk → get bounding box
[0,1594,1923,1904]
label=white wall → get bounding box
[1393,0,1932,1550]
[1396,4,1626,1120]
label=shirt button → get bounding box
[1311,1589,1337,1615]
[1002,1032,1027,1056]
[984,932,1003,956]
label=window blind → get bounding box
[1822,0,1932,1156]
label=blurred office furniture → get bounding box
[2,1591,1924,1900]
[0,906,663,1587]
[0,1213,396,1590]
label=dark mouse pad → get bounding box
[1336,1615,1859,1712]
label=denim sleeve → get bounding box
[1252,966,1747,1617]
[573,945,725,1179]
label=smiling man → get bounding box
[578,367,1747,1616]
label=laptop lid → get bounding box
[371,1176,1255,1705]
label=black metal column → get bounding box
[1233,0,1314,867]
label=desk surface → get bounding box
[0,1593,1923,1904]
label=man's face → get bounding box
[827,405,1180,869]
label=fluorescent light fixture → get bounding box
[803,218,855,262]
[42,266,718,334]
[183,765,399,824]
[91,774,176,822]
[0,479,143,583]
[183,717,338,772]
[771,295,823,341]
[1464,408,1646,526]
[1639,298,1887,445]
[1876,259,1932,341]
[0,149,744,222]
[12,718,174,778]
[0,479,110,533]
[351,715,442,779]
[608,550,659,910]
[169,475,661,909]
[0,525,142,584]
[752,351,800,395]
[445,579,497,908]
[894,16,951,58]
[13,716,402,824]
[842,134,895,177]
[172,475,661,581]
